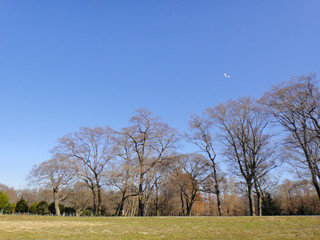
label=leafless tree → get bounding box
[149,158,172,216]
[208,97,278,216]
[28,155,77,216]
[122,109,178,216]
[221,176,246,216]
[65,182,92,216]
[55,126,115,216]
[16,188,52,206]
[171,153,210,216]
[0,184,18,203]
[187,114,224,216]
[262,74,320,201]
[106,133,138,216]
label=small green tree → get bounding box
[36,201,50,215]
[262,193,282,216]
[15,197,29,213]
[29,202,38,214]
[0,191,9,210]
[4,203,16,214]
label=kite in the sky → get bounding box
[224,73,230,78]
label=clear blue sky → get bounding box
[1,1,319,189]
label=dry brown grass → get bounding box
[0,215,319,239]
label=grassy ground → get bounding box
[0,215,319,239]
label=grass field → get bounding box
[0,215,319,239]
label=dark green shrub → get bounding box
[48,202,65,215]
[29,202,38,214]
[16,197,29,213]
[36,201,50,215]
[262,193,282,216]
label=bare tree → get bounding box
[28,155,77,216]
[208,97,278,216]
[122,109,178,216]
[65,182,92,216]
[106,133,138,216]
[187,114,223,216]
[171,153,210,216]
[149,159,172,216]
[55,126,115,216]
[0,184,18,203]
[262,74,320,200]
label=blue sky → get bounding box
[1,1,320,189]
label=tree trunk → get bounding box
[117,193,126,216]
[186,200,194,216]
[186,206,192,216]
[53,190,61,216]
[92,188,97,216]
[256,190,262,216]
[248,184,255,216]
[180,190,185,216]
[138,178,144,216]
[55,200,61,216]
[97,183,102,216]
[309,161,320,200]
[216,191,222,216]
[212,164,222,216]
[254,181,262,216]
[313,178,320,199]
[155,183,159,216]
[76,210,80,217]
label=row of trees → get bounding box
[0,191,81,216]
[2,74,320,216]
[1,177,319,216]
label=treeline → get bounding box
[1,74,320,217]
[0,178,319,216]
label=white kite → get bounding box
[224,73,230,78]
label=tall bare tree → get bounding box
[262,74,320,200]
[208,97,277,216]
[107,133,138,216]
[149,158,172,216]
[55,126,115,216]
[187,114,223,216]
[171,153,210,216]
[29,155,77,216]
[122,109,178,216]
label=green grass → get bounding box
[0,215,319,239]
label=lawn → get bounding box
[0,215,319,239]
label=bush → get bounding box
[36,201,50,215]
[297,205,314,215]
[29,202,38,214]
[0,191,9,210]
[16,197,29,213]
[82,208,94,216]
[262,193,282,216]
[64,207,76,216]
[4,203,16,214]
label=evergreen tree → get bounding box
[4,203,16,214]
[262,193,282,215]
[29,202,38,214]
[36,201,50,215]
[16,197,29,213]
